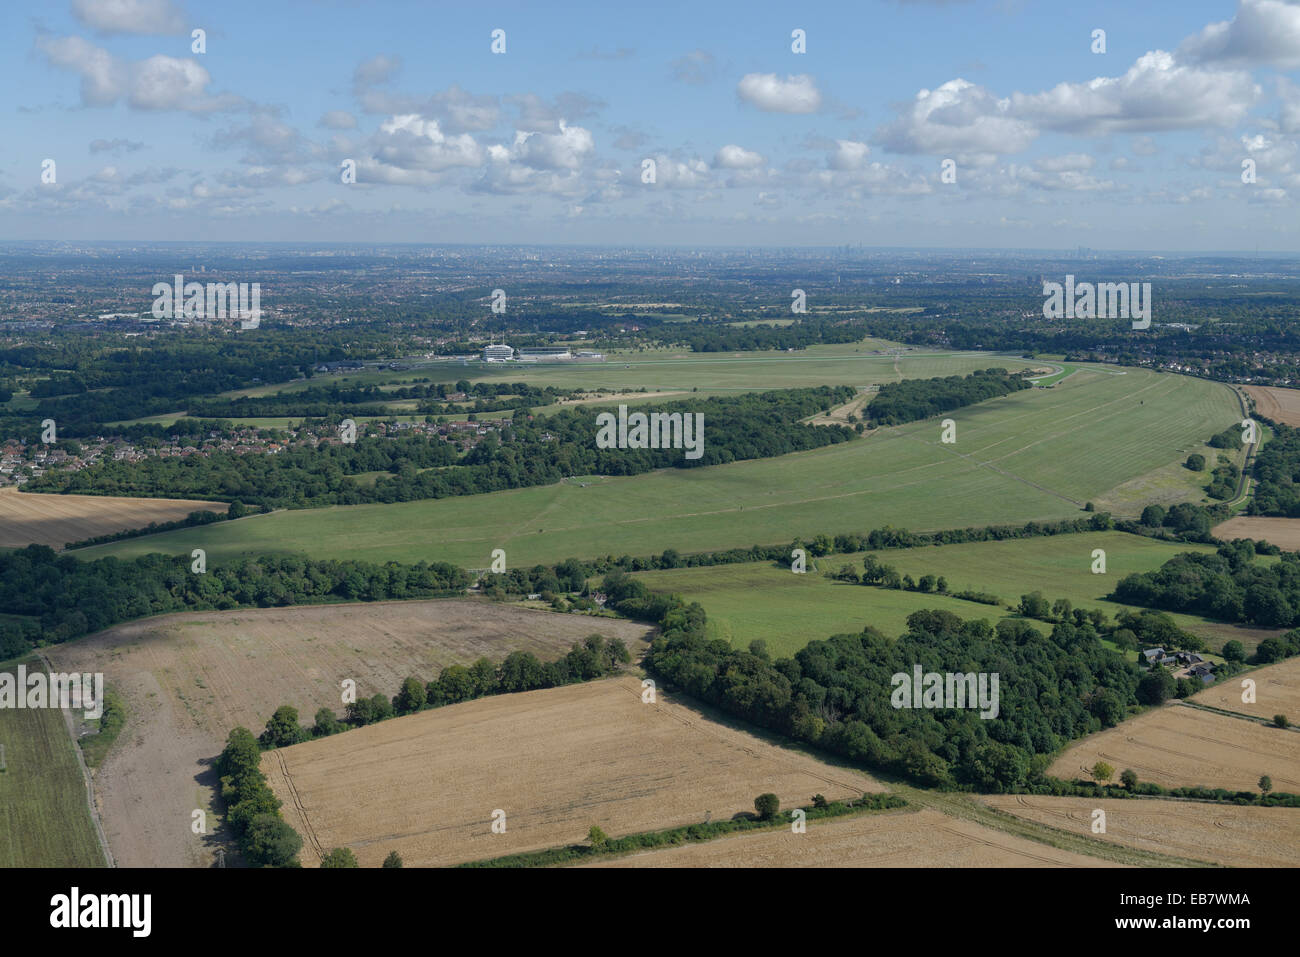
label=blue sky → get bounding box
[3,0,1299,249]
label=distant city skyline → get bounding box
[3,0,1300,250]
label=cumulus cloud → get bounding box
[1179,0,1300,69]
[737,73,822,113]
[1012,51,1259,134]
[38,36,244,112]
[71,0,186,35]
[361,114,484,185]
[875,78,1035,157]
[713,144,764,169]
[827,139,871,170]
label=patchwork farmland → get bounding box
[80,366,1240,570]
[48,601,652,868]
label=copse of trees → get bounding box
[1113,543,1300,632]
[866,368,1030,427]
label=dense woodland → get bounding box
[1248,424,1300,516]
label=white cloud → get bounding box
[713,144,764,169]
[71,0,186,35]
[875,78,1035,157]
[1180,0,1300,69]
[38,36,244,112]
[737,73,822,113]
[1012,51,1258,135]
[362,114,484,184]
[827,139,871,170]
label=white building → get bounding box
[483,343,514,361]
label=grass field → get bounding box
[79,365,1241,570]
[1048,703,1300,793]
[263,674,883,867]
[0,486,226,550]
[48,600,652,867]
[630,532,1266,657]
[631,560,1036,658]
[0,658,105,867]
[979,795,1299,868]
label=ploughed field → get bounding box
[262,675,884,867]
[80,365,1241,570]
[47,600,651,868]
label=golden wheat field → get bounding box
[1193,656,1300,722]
[0,486,226,549]
[581,808,1118,868]
[980,795,1300,868]
[49,601,652,868]
[1047,704,1300,793]
[262,675,884,867]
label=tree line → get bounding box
[866,368,1030,427]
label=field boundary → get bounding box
[35,651,114,868]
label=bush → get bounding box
[1274,714,1290,729]
[320,847,359,868]
[1185,453,1206,471]
[383,851,403,868]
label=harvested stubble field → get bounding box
[980,795,1300,868]
[580,807,1116,868]
[1193,655,1300,721]
[262,675,883,867]
[1211,516,1300,552]
[47,600,650,868]
[0,486,225,549]
[1245,385,1300,427]
[1048,703,1300,793]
